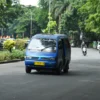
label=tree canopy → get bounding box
[0,0,100,41]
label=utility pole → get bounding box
[30,10,32,38]
[48,0,51,34]
[1,28,3,36]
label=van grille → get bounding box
[32,57,51,60]
[41,57,50,60]
[32,57,39,60]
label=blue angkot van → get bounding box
[25,34,71,75]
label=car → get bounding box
[97,41,100,50]
[24,34,71,75]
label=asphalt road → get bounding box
[0,48,100,100]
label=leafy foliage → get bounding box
[85,13,100,34]
[11,50,24,60]
[3,40,16,52]
[0,0,12,27]
[0,51,11,61]
[15,39,26,50]
[0,50,24,62]
[43,13,57,34]
[8,6,42,37]
[78,0,100,34]
[0,0,100,43]
[34,8,48,29]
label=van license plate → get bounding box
[34,62,45,66]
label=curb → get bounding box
[0,59,24,64]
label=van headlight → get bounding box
[25,56,32,59]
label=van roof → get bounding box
[32,34,68,39]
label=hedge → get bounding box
[0,50,25,62]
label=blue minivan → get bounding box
[25,34,71,75]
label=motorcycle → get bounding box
[82,46,87,56]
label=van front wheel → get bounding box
[25,67,31,74]
[56,64,63,75]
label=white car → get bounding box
[97,42,100,50]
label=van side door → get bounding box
[57,39,64,65]
[64,39,71,63]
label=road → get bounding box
[0,48,100,100]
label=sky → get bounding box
[20,0,39,6]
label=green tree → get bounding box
[0,0,12,27]
[8,6,42,38]
[78,0,100,34]
[34,7,48,29]
[39,0,75,33]
[43,13,57,34]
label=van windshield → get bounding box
[27,38,57,53]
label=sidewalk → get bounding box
[0,59,24,64]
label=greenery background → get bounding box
[0,0,100,61]
[0,0,100,40]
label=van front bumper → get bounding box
[25,60,57,69]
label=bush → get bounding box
[15,39,26,50]
[11,49,25,60]
[22,37,29,40]
[89,43,93,48]
[3,40,16,52]
[0,50,25,62]
[0,51,11,61]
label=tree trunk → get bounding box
[58,15,61,34]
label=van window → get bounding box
[27,38,57,52]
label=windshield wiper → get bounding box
[41,46,55,51]
[27,47,40,50]
[41,46,53,51]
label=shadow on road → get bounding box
[66,70,91,77]
[30,71,61,76]
[28,69,96,77]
